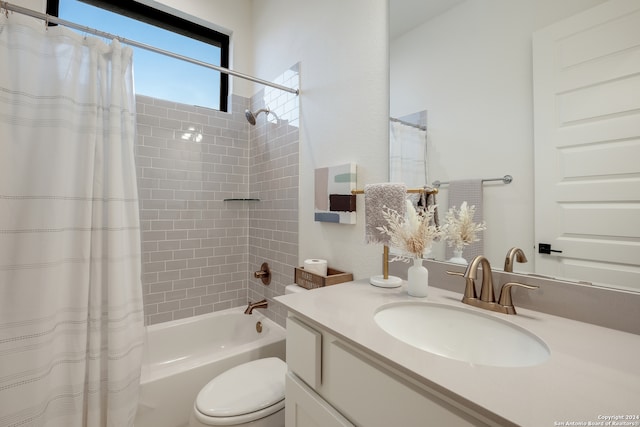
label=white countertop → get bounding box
[275,280,640,427]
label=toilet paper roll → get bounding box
[304,259,328,276]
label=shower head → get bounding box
[244,108,270,125]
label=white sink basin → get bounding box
[374,302,550,367]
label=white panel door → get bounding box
[533,0,640,291]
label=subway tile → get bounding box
[188,229,208,239]
[137,146,159,158]
[195,276,214,287]
[187,257,208,268]
[166,200,188,210]
[144,261,166,273]
[149,281,172,293]
[206,284,225,295]
[166,169,188,180]
[143,168,167,179]
[167,108,189,121]
[142,200,166,210]
[158,210,181,220]
[139,210,158,221]
[137,178,159,189]
[158,240,180,250]
[173,308,195,320]
[179,297,201,309]
[158,180,182,191]
[144,292,165,304]
[142,241,159,252]
[158,270,180,282]
[137,114,160,127]
[174,220,195,230]
[173,278,194,290]
[165,260,187,271]
[180,239,201,250]
[144,304,158,315]
[174,190,196,201]
[180,268,201,279]
[201,294,219,305]
[201,266,219,277]
[194,305,213,316]
[142,272,158,285]
[150,220,174,231]
[138,84,298,327]
[150,250,173,262]
[142,136,167,149]
[219,290,239,302]
[158,117,181,130]
[213,300,232,312]
[157,301,180,313]
[142,231,166,242]
[187,286,207,298]
[152,98,177,109]
[165,290,187,301]
[147,312,173,325]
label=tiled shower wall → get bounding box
[247,66,300,326]
[137,94,252,325]
[137,66,299,326]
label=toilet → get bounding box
[189,285,306,427]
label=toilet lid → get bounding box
[196,357,286,418]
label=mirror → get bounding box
[389,0,638,292]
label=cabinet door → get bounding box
[285,373,354,427]
[324,340,493,427]
[286,317,322,388]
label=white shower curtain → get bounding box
[0,13,143,427]
[389,120,427,188]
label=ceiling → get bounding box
[389,0,466,39]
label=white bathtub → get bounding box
[134,307,286,427]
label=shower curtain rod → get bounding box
[390,117,426,131]
[0,1,300,96]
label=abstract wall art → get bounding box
[314,162,357,224]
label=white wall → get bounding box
[390,0,605,267]
[19,0,45,11]
[252,0,391,280]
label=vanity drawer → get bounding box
[286,316,322,389]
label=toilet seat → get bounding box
[193,357,286,426]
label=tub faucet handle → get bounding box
[254,262,271,285]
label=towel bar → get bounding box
[432,175,512,188]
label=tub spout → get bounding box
[244,299,268,314]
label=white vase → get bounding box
[448,248,468,265]
[407,257,428,297]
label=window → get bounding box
[48,0,229,111]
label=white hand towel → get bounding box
[446,179,483,261]
[364,183,407,245]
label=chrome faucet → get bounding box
[244,299,268,314]
[448,255,538,315]
[504,247,528,272]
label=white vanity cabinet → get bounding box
[285,315,501,427]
